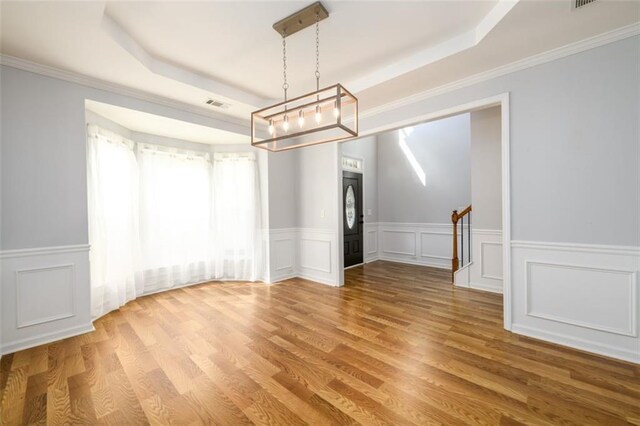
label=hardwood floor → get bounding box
[1,260,639,425]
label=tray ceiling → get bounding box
[1,1,638,123]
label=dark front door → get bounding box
[343,171,363,268]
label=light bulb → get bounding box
[333,101,340,118]
[282,114,289,132]
[315,105,322,124]
[268,119,274,135]
[298,110,304,128]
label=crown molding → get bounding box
[345,0,519,93]
[2,22,638,128]
[360,22,640,120]
[0,54,251,129]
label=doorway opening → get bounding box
[337,93,511,330]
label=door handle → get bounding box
[358,220,364,224]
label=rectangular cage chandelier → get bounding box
[251,2,358,152]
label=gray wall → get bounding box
[3,35,638,249]
[341,135,378,223]
[2,68,90,249]
[360,36,640,246]
[268,142,340,231]
[470,106,502,230]
[1,65,247,250]
[296,143,339,229]
[267,150,297,229]
[377,113,471,223]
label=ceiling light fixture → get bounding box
[251,1,358,151]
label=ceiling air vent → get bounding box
[205,98,230,109]
[574,0,596,9]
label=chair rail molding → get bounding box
[0,244,91,259]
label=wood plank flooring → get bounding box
[1,260,639,425]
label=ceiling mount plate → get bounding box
[273,1,329,38]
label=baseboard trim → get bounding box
[1,323,95,355]
[469,281,503,294]
[511,323,640,365]
[297,272,340,287]
[266,273,297,284]
[344,263,364,270]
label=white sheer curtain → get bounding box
[137,144,214,292]
[87,125,142,318]
[212,152,262,281]
[87,125,263,319]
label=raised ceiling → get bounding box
[103,0,498,99]
[2,1,639,123]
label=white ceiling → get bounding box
[2,1,639,124]
[86,100,249,145]
[358,0,640,109]
[103,0,498,99]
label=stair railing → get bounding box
[451,205,472,282]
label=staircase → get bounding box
[451,205,471,282]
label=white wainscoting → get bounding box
[268,223,456,286]
[267,228,297,283]
[298,228,339,286]
[455,229,503,293]
[0,245,94,355]
[268,223,460,280]
[511,240,640,364]
[364,223,378,263]
[266,228,339,286]
[367,222,463,270]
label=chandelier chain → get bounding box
[282,31,288,101]
[315,11,320,90]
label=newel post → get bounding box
[451,210,459,283]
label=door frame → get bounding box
[336,92,512,331]
[341,156,366,269]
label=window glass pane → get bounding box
[346,185,356,229]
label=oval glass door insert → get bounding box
[345,185,356,229]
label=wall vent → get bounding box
[205,98,230,109]
[574,0,596,9]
